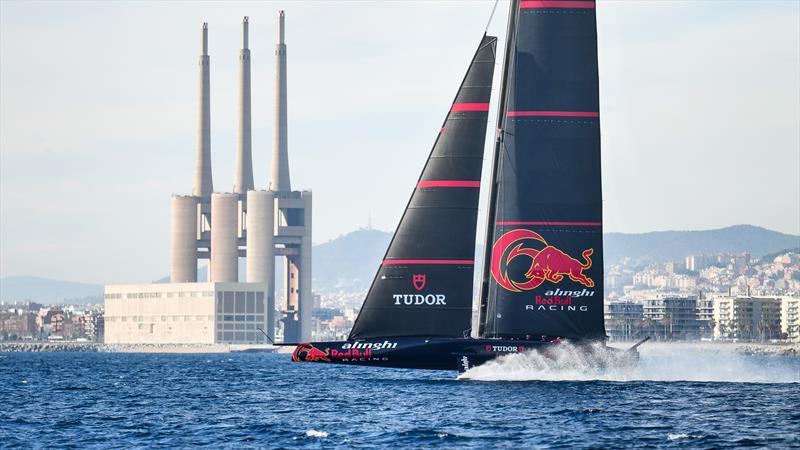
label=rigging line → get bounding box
[499,131,519,178]
[484,0,500,33]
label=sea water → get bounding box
[1,345,798,448]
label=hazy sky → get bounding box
[1,1,798,284]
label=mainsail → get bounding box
[349,35,497,340]
[479,0,605,340]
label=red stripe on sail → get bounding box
[417,180,480,188]
[451,103,490,112]
[507,111,599,117]
[382,259,475,265]
[497,221,602,227]
[520,1,596,8]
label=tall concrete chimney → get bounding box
[233,16,254,193]
[270,10,291,192]
[193,22,213,197]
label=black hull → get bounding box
[292,337,637,372]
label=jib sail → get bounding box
[479,0,605,340]
[349,35,497,340]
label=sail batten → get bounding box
[348,35,497,340]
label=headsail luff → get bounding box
[349,35,497,340]
[480,0,606,340]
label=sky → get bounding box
[1,1,798,284]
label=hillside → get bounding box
[0,276,103,304]
[313,228,392,292]
[3,225,797,300]
[603,224,799,266]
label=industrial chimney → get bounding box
[270,10,291,192]
[233,16,254,194]
[193,22,213,197]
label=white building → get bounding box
[712,296,782,341]
[104,282,269,345]
[781,297,799,342]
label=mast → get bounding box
[478,0,519,337]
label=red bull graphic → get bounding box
[491,229,594,292]
[293,341,399,363]
[292,343,330,362]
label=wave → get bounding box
[458,342,800,383]
[305,430,329,439]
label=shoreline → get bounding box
[0,342,280,353]
[1,341,798,357]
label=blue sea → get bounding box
[1,345,799,449]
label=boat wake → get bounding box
[458,342,800,383]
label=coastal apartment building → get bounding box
[604,301,644,341]
[643,295,701,340]
[104,282,269,345]
[780,297,799,342]
[712,296,782,341]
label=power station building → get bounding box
[105,12,312,345]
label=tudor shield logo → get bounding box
[412,274,426,291]
[491,229,595,292]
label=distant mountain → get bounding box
[0,276,103,304]
[313,229,392,292]
[6,225,797,300]
[603,225,799,266]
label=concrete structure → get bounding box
[210,193,239,282]
[246,190,275,340]
[170,195,198,283]
[194,23,213,198]
[604,301,644,342]
[104,283,268,344]
[780,296,799,342]
[160,13,312,343]
[271,10,290,192]
[644,295,700,341]
[275,190,312,342]
[234,17,254,194]
[268,11,312,342]
[713,296,782,341]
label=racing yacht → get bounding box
[291,0,644,373]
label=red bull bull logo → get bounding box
[293,341,399,363]
[292,343,330,362]
[491,229,595,292]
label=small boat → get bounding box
[292,0,645,373]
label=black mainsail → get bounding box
[349,35,497,340]
[479,0,605,340]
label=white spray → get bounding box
[459,342,800,383]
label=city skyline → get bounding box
[1,1,798,284]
